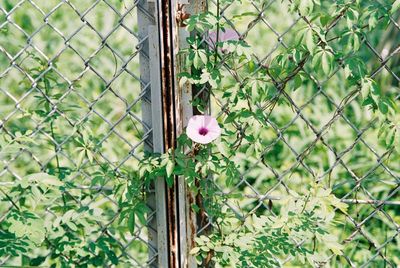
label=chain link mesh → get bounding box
[0,0,158,266]
[1,0,400,267]
[196,0,400,266]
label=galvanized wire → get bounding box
[198,0,400,267]
[0,0,158,266]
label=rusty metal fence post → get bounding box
[154,0,206,267]
[173,1,207,267]
[153,0,400,266]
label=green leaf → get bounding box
[293,73,302,90]
[24,173,63,187]
[240,109,253,118]
[305,28,315,52]
[386,127,396,147]
[299,0,314,15]
[321,51,332,75]
[66,221,78,232]
[378,99,389,114]
[189,247,200,255]
[224,112,236,124]
[135,203,149,225]
[76,150,85,168]
[166,176,174,187]
[320,14,331,27]
[128,210,135,235]
[108,251,119,265]
[193,53,201,69]
[166,159,175,178]
[30,256,46,266]
[392,0,400,13]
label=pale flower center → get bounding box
[198,127,209,136]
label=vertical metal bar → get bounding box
[149,24,170,267]
[155,0,179,267]
[172,1,207,267]
[174,17,198,268]
[138,0,155,152]
[137,1,167,267]
[155,0,207,266]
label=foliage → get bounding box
[1,0,150,266]
[142,0,400,266]
[0,0,399,267]
[190,184,348,267]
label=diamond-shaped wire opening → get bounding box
[109,70,143,104]
[113,110,146,144]
[68,24,104,61]
[106,26,139,61]
[357,119,393,156]
[66,0,99,14]
[52,47,87,81]
[82,0,121,38]
[13,46,47,74]
[0,22,29,57]
[27,0,59,15]
[243,2,299,57]
[71,69,108,103]
[0,47,11,74]
[0,64,35,100]
[57,88,90,124]
[91,87,128,123]
[3,146,42,175]
[46,2,84,38]
[30,24,66,59]
[0,7,7,25]
[2,1,44,36]
[99,131,138,164]
[87,45,125,83]
[0,88,18,118]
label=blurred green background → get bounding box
[208,0,400,267]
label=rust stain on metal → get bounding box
[166,186,177,267]
[186,186,196,247]
[176,4,190,27]
[158,0,208,266]
[159,0,178,266]
[174,1,208,267]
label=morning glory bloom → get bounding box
[208,29,240,49]
[186,115,221,144]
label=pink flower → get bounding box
[208,29,240,49]
[186,115,221,144]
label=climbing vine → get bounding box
[1,0,399,266]
[141,0,399,266]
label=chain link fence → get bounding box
[0,0,160,266]
[1,0,400,267]
[195,0,400,267]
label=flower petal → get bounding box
[221,29,240,41]
[208,29,239,49]
[186,115,221,144]
[203,115,220,132]
[188,115,205,128]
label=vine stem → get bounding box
[50,121,60,174]
[43,73,61,175]
[214,0,220,66]
[44,74,65,212]
[0,188,20,211]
